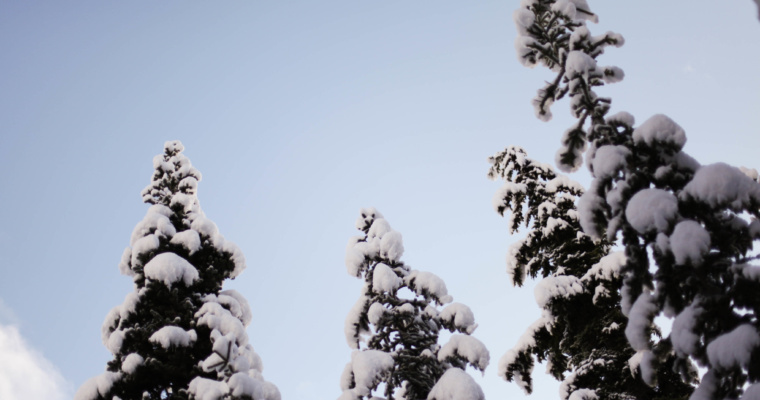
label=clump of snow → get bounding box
[131,234,160,268]
[144,252,199,287]
[397,303,415,314]
[372,263,402,293]
[555,127,587,172]
[346,211,405,276]
[533,87,556,122]
[345,290,370,349]
[345,237,367,277]
[577,191,605,239]
[405,271,453,305]
[740,166,760,181]
[542,217,569,237]
[438,335,490,371]
[118,247,133,276]
[602,65,624,84]
[200,330,257,376]
[591,145,629,179]
[632,114,686,150]
[513,8,534,35]
[367,218,391,241]
[690,370,719,400]
[194,294,263,379]
[427,368,485,400]
[227,372,279,400]
[669,220,710,266]
[682,162,760,210]
[101,290,145,348]
[607,111,635,127]
[73,372,121,400]
[638,350,657,386]
[671,303,702,358]
[706,324,760,371]
[626,349,648,377]
[568,388,598,400]
[130,205,176,246]
[569,0,598,22]
[217,290,253,327]
[170,192,196,213]
[742,383,760,400]
[191,216,219,239]
[592,285,610,304]
[121,353,144,374]
[627,348,657,385]
[164,140,184,154]
[602,322,620,334]
[148,326,197,348]
[624,292,657,351]
[493,182,527,212]
[195,301,248,348]
[625,189,679,234]
[170,229,201,254]
[498,312,552,392]
[106,329,128,354]
[345,350,394,397]
[582,251,625,282]
[545,176,584,194]
[178,175,198,193]
[188,377,229,400]
[506,242,525,285]
[380,231,404,261]
[565,51,598,82]
[356,207,383,231]
[655,232,670,253]
[220,239,246,278]
[552,0,579,19]
[367,302,386,325]
[534,275,584,308]
[440,303,478,334]
[515,35,539,68]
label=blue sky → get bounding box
[1,1,758,399]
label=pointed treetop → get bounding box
[141,140,203,207]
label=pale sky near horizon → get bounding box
[1,1,759,399]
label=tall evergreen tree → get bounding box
[340,208,489,400]
[489,145,694,399]
[75,141,279,400]
[510,1,760,398]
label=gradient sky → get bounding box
[1,1,758,399]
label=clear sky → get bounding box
[0,1,758,399]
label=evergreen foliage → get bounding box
[489,145,692,399]
[340,208,488,400]
[510,0,760,398]
[75,141,279,400]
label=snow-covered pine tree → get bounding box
[489,145,693,399]
[340,208,489,400]
[511,1,760,398]
[75,141,279,400]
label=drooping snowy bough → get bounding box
[75,141,279,400]
[489,146,692,399]
[340,209,489,400]
[510,1,760,399]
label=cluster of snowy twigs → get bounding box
[340,208,489,400]
[495,1,760,399]
[76,142,280,400]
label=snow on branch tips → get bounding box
[509,0,760,397]
[75,141,279,400]
[340,208,488,400]
[489,145,692,398]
